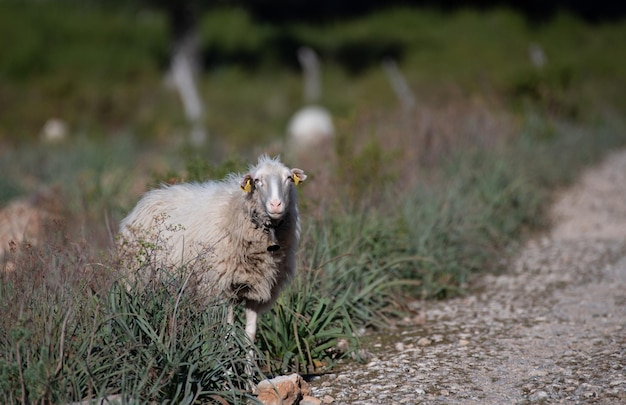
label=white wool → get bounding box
[118,155,306,342]
[287,105,334,148]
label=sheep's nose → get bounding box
[268,200,285,216]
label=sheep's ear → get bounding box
[291,168,307,186]
[241,174,253,193]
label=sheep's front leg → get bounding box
[244,307,258,382]
[244,307,258,343]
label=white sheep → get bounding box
[286,105,334,150]
[286,47,334,154]
[118,154,306,344]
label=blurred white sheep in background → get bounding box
[40,118,69,143]
[286,47,335,153]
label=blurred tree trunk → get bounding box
[164,1,207,146]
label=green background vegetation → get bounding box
[1,2,625,403]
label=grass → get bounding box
[1,229,258,404]
[0,3,625,402]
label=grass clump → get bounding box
[0,230,257,404]
[258,213,411,374]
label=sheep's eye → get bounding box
[287,176,293,183]
[254,179,262,187]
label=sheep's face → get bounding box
[241,162,306,221]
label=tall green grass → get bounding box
[0,234,258,404]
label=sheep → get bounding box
[286,47,334,154]
[287,105,334,150]
[117,154,307,345]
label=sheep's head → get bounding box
[240,156,306,222]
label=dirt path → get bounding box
[310,149,626,404]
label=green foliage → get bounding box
[183,155,248,183]
[150,154,248,187]
[86,278,255,403]
[0,178,23,206]
[335,133,398,204]
[0,237,257,404]
[1,4,625,143]
[509,65,579,118]
[0,135,141,239]
[200,8,278,67]
[257,211,421,374]
[395,150,544,297]
[0,1,168,141]
[0,2,167,81]
[258,273,357,374]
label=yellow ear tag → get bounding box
[242,179,252,193]
[293,173,301,186]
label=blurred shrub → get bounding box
[0,178,23,206]
[200,8,278,68]
[0,1,168,141]
[150,154,248,187]
[0,2,167,81]
[508,64,581,119]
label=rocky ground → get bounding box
[309,149,626,404]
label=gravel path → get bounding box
[310,149,626,404]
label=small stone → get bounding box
[256,373,311,405]
[300,395,322,405]
[431,334,444,343]
[529,369,548,378]
[335,338,349,353]
[530,390,549,402]
[458,339,470,346]
[417,337,432,347]
[395,342,405,351]
[322,394,335,404]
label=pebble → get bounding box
[530,390,549,402]
[417,337,431,347]
[529,370,548,378]
[322,395,334,404]
[301,396,322,405]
